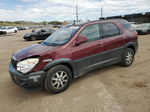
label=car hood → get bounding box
[13,44,56,61]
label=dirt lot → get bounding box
[0,29,150,112]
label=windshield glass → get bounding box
[42,26,80,46]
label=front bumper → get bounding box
[23,35,31,40]
[136,30,147,35]
[9,64,46,88]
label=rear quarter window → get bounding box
[118,19,135,32]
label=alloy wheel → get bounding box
[125,51,133,65]
[51,71,68,89]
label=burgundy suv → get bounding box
[9,19,138,93]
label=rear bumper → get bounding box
[9,64,46,88]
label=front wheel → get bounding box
[3,32,6,35]
[44,65,72,93]
[120,48,135,67]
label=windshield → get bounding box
[42,26,80,46]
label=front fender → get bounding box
[42,58,75,73]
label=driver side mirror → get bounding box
[74,35,88,46]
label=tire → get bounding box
[31,36,36,41]
[44,65,72,93]
[3,32,6,35]
[15,30,17,33]
[120,48,135,67]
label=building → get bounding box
[100,12,150,23]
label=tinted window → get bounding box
[79,24,100,42]
[45,29,50,32]
[8,27,13,29]
[102,23,120,38]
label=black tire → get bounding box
[120,48,135,67]
[3,32,6,35]
[15,30,17,33]
[44,65,72,93]
[31,36,36,41]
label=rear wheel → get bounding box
[44,65,72,93]
[15,30,17,33]
[120,48,135,67]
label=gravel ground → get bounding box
[0,29,150,112]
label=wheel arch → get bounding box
[125,41,138,53]
[43,58,75,78]
[127,45,135,53]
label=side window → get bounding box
[8,27,12,29]
[102,23,121,38]
[79,24,100,42]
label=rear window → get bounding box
[118,19,135,32]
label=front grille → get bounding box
[11,57,18,69]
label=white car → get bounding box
[0,26,18,34]
[134,24,150,35]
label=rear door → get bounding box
[72,23,103,73]
[101,22,125,62]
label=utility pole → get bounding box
[101,6,103,18]
[76,3,79,22]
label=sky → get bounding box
[0,0,150,22]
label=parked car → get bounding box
[23,29,55,41]
[134,23,150,35]
[130,22,138,28]
[0,26,18,34]
[16,26,26,30]
[9,19,138,93]
[52,25,62,28]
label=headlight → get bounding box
[17,58,39,74]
